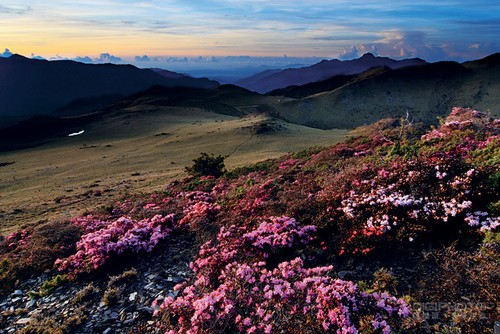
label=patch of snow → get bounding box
[68,130,84,137]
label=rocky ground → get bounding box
[0,232,195,334]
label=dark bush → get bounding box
[185,153,226,177]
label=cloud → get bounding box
[49,55,69,61]
[0,4,31,15]
[95,53,122,63]
[74,56,93,63]
[338,31,452,62]
[30,53,45,60]
[70,53,122,64]
[1,48,13,57]
[135,55,150,62]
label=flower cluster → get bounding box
[156,219,410,333]
[55,214,174,273]
[178,191,220,227]
[4,229,30,249]
[465,212,500,231]
[278,158,301,170]
[242,216,316,250]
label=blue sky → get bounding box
[1,0,499,65]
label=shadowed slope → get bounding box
[272,54,500,129]
[235,53,426,93]
[0,55,218,126]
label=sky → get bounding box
[1,0,499,76]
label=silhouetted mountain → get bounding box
[103,84,266,117]
[271,54,500,129]
[235,53,427,93]
[0,55,218,127]
[150,68,190,79]
[268,66,391,98]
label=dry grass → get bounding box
[0,106,349,234]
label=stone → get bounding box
[16,317,31,325]
[103,327,112,334]
[338,271,355,279]
[129,292,137,301]
[12,290,23,297]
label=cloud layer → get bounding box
[0,1,498,61]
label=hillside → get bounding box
[271,54,500,129]
[0,107,498,333]
[0,55,218,127]
[0,102,348,231]
[267,66,391,98]
[235,53,426,93]
[0,84,284,151]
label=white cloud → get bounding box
[339,31,453,62]
[95,53,123,63]
[30,53,45,60]
[135,55,150,62]
[74,56,93,63]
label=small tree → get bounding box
[185,153,226,177]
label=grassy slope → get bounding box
[271,60,500,129]
[0,106,348,234]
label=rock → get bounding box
[144,282,155,291]
[129,292,137,302]
[167,277,184,284]
[338,271,355,279]
[16,317,31,325]
[103,327,112,334]
[11,297,21,303]
[12,290,23,297]
[26,299,36,308]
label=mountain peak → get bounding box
[360,53,376,59]
[7,54,29,60]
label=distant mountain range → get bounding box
[234,53,427,93]
[1,52,499,151]
[270,53,500,129]
[0,55,218,127]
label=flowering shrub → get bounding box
[155,216,410,333]
[4,229,31,249]
[55,214,175,274]
[158,257,410,334]
[310,108,500,256]
[178,191,220,228]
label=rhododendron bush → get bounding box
[55,214,175,274]
[155,217,410,333]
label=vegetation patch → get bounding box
[1,107,498,333]
[0,161,15,167]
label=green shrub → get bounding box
[40,274,69,296]
[185,153,226,177]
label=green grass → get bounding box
[0,106,349,234]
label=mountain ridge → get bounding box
[234,53,427,93]
[0,54,219,127]
[270,54,500,129]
